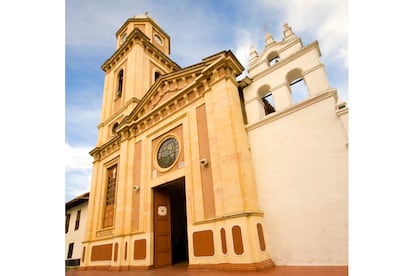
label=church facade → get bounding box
[79,15,348,271]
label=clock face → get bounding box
[157,137,179,169]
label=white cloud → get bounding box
[65,143,93,172]
[65,143,93,201]
[66,105,100,130]
[65,171,92,202]
[234,29,254,78]
[258,0,348,70]
[65,102,101,146]
[66,0,137,48]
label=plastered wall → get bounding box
[247,95,348,265]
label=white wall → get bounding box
[65,201,88,264]
[247,95,348,265]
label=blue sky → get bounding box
[65,0,349,202]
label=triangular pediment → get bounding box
[117,50,243,135]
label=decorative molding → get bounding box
[336,101,348,116]
[250,41,321,81]
[96,228,114,238]
[92,51,243,162]
[336,107,348,117]
[250,37,302,68]
[101,28,180,73]
[246,89,338,131]
[89,135,121,161]
[193,211,264,225]
[117,52,242,139]
[99,97,140,128]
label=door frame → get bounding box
[153,177,188,267]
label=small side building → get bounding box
[65,192,89,268]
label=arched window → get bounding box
[154,71,161,82]
[258,85,275,116]
[116,69,124,97]
[112,122,119,134]
[267,51,280,66]
[120,32,127,44]
[286,68,308,104]
[262,92,275,115]
[290,78,308,104]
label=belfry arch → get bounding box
[286,68,309,104]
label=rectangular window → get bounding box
[103,164,118,228]
[74,210,81,231]
[67,243,74,259]
[65,213,71,233]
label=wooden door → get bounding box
[153,189,171,267]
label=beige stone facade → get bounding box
[79,15,348,271]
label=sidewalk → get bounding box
[66,265,348,276]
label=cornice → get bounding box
[97,97,140,129]
[202,50,244,72]
[90,51,243,154]
[193,211,264,225]
[249,40,320,80]
[116,51,243,140]
[251,37,302,68]
[89,134,121,161]
[65,192,89,210]
[117,64,204,128]
[115,17,171,40]
[336,104,349,116]
[238,76,253,89]
[246,89,338,131]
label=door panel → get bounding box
[153,189,171,268]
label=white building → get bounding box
[65,192,89,268]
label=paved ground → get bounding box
[66,265,348,276]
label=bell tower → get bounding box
[95,14,180,147]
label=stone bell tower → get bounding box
[95,14,180,148]
[241,23,348,266]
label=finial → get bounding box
[265,31,274,45]
[249,46,258,61]
[283,23,295,40]
[145,11,149,16]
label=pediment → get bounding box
[118,64,203,127]
[117,50,243,137]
